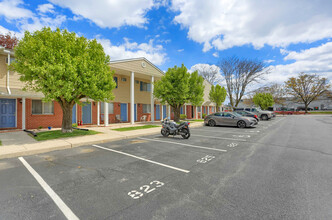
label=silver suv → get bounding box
[235,107,273,120]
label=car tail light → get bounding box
[188,122,190,125]
[254,115,258,118]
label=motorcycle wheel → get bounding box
[181,128,190,139]
[161,128,170,137]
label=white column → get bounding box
[201,106,203,118]
[104,102,108,126]
[22,97,26,130]
[97,102,100,126]
[130,72,135,125]
[184,104,187,116]
[161,104,164,120]
[195,106,198,119]
[150,76,154,122]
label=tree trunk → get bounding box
[173,106,181,122]
[60,101,74,133]
[304,103,308,114]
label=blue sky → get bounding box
[1,0,332,86]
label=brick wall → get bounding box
[26,99,63,129]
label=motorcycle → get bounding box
[161,118,191,139]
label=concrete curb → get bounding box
[0,122,204,160]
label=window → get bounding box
[143,104,151,113]
[223,112,233,117]
[32,100,54,114]
[5,57,15,64]
[214,113,222,116]
[100,102,114,114]
[212,107,215,112]
[197,106,201,112]
[140,81,151,92]
[114,77,118,88]
[121,77,127,82]
[203,106,206,114]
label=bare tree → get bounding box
[285,73,331,113]
[218,56,269,108]
[251,83,287,105]
[191,64,221,85]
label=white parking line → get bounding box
[192,134,246,142]
[138,137,227,152]
[92,145,190,173]
[192,129,258,135]
[18,157,79,220]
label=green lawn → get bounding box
[33,130,100,141]
[309,111,332,114]
[188,119,204,122]
[112,125,159,131]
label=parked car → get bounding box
[296,106,313,111]
[234,107,273,120]
[234,110,259,121]
[204,112,258,128]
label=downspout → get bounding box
[6,52,11,95]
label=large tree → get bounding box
[285,73,330,113]
[252,93,274,110]
[218,56,269,108]
[209,84,227,110]
[190,63,221,85]
[11,27,116,133]
[0,32,18,49]
[154,64,204,122]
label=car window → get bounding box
[223,112,233,117]
[245,108,250,111]
[232,112,243,117]
[214,113,222,116]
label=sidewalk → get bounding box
[0,122,204,159]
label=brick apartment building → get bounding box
[0,46,219,130]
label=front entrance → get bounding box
[120,103,127,121]
[134,104,137,121]
[191,106,194,118]
[163,105,166,119]
[82,102,92,124]
[156,105,160,120]
[72,104,77,124]
[0,99,16,128]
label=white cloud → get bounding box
[0,0,33,20]
[177,49,184,52]
[37,4,55,14]
[0,0,66,34]
[212,52,219,58]
[98,38,167,65]
[50,0,156,28]
[264,59,275,64]
[268,42,332,83]
[171,0,332,51]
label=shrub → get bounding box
[38,126,43,130]
[72,123,78,128]
[180,114,187,120]
[202,113,207,118]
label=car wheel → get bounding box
[208,119,216,127]
[237,120,246,128]
[261,114,268,120]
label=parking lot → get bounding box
[1,115,332,220]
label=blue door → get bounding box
[156,105,160,120]
[0,99,16,128]
[82,102,92,124]
[120,103,127,121]
[180,106,183,114]
[72,104,76,124]
[134,104,137,121]
[163,105,166,119]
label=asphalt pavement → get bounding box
[0,115,331,220]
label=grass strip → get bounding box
[188,119,204,122]
[33,130,100,141]
[309,111,332,114]
[112,125,159,131]
[0,140,2,146]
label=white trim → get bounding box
[104,102,108,126]
[109,57,164,75]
